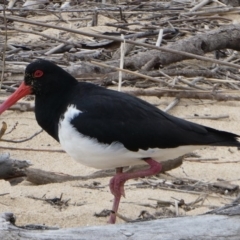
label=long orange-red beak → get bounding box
[0,82,32,114]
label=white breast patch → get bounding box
[58,105,201,169]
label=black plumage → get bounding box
[23,60,239,152]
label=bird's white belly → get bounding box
[58,105,202,169]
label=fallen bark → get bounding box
[0,206,240,240]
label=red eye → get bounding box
[33,70,43,78]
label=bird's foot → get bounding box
[108,159,162,224]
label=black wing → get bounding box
[70,83,240,151]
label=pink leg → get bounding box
[108,158,162,224]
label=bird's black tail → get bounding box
[206,126,240,147]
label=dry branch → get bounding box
[104,69,218,84]
[26,156,183,185]
[125,89,240,101]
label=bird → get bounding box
[0,59,239,224]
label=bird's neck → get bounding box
[34,90,71,142]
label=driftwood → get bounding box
[0,152,182,185]
[1,15,240,71]
[0,153,31,185]
[50,24,240,78]
[65,24,240,78]
[26,156,183,185]
[106,24,240,70]
[0,205,240,240]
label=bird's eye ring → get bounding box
[33,70,43,78]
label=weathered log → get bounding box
[26,156,183,185]
[0,206,240,240]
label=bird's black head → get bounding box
[0,59,78,115]
[24,59,78,96]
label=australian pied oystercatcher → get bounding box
[0,59,240,224]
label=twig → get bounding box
[0,1,7,90]
[7,26,80,46]
[204,160,240,164]
[184,158,219,162]
[164,98,180,113]
[124,89,240,101]
[118,35,125,92]
[45,38,74,55]
[189,0,212,12]
[114,212,133,223]
[91,60,166,84]
[0,146,64,153]
[149,186,234,199]
[0,193,9,197]
[185,114,229,120]
[1,129,43,143]
[0,122,7,140]
[0,15,239,70]
[155,29,163,47]
[5,122,18,135]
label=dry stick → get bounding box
[91,60,166,84]
[0,193,9,197]
[192,77,240,84]
[118,35,125,92]
[0,1,7,90]
[124,89,240,101]
[213,0,227,7]
[155,29,163,47]
[164,98,180,113]
[7,26,79,46]
[114,212,132,223]
[0,15,239,70]
[92,61,192,90]
[6,6,127,13]
[45,37,73,55]
[181,6,235,16]
[0,122,7,140]
[1,129,43,143]
[184,158,219,162]
[0,146,64,153]
[187,159,240,164]
[189,0,212,12]
[179,78,208,90]
[185,114,229,120]
[148,187,233,200]
[25,157,184,185]
[160,16,231,24]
